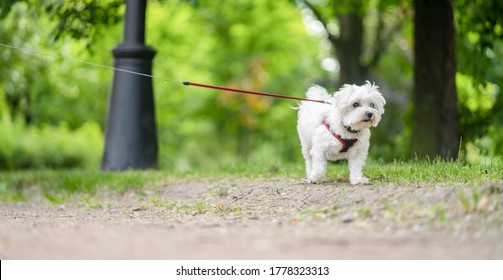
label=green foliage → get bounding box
[0,0,502,170]
[457,73,502,160]
[0,2,118,129]
[44,0,123,48]
[0,0,23,18]
[454,1,503,160]
[147,0,323,169]
[0,119,103,170]
[456,0,503,79]
[0,3,108,170]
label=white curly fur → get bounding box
[297,82,386,185]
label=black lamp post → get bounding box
[101,0,158,171]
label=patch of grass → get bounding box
[0,169,169,202]
[456,184,501,213]
[457,189,472,211]
[294,204,339,221]
[148,198,209,214]
[45,192,71,205]
[357,207,372,218]
[429,203,446,223]
[0,159,501,203]
[214,202,243,215]
[380,198,396,216]
[148,197,243,215]
[207,186,229,198]
[149,196,176,208]
[189,201,209,214]
[366,158,503,184]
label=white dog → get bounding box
[297,82,385,185]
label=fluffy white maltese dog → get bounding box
[297,81,385,185]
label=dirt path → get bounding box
[1,178,502,259]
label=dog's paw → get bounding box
[350,176,370,185]
[307,176,324,184]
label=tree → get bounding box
[296,0,406,86]
[1,0,123,50]
[411,0,459,159]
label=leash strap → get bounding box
[183,81,330,104]
[0,43,331,105]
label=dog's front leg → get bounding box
[308,148,327,183]
[348,151,369,185]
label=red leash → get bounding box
[183,81,330,104]
[0,43,330,105]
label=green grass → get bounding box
[148,196,243,215]
[365,158,502,184]
[0,159,501,203]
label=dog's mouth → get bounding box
[362,111,375,123]
[362,117,373,124]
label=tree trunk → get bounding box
[334,13,366,86]
[411,0,459,160]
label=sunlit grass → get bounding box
[0,159,501,202]
[365,158,502,184]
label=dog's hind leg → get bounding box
[308,147,327,183]
[300,143,313,179]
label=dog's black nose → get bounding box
[366,112,373,119]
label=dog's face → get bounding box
[333,81,386,131]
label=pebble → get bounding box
[341,214,353,223]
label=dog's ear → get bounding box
[332,84,355,108]
[372,114,382,127]
[364,82,386,114]
[373,92,386,115]
[370,92,386,127]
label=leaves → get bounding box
[0,0,23,19]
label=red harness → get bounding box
[322,120,358,153]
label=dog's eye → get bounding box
[370,103,375,108]
[352,102,360,108]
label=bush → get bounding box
[0,119,103,170]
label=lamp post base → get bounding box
[101,44,158,171]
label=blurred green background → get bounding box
[0,0,501,171]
